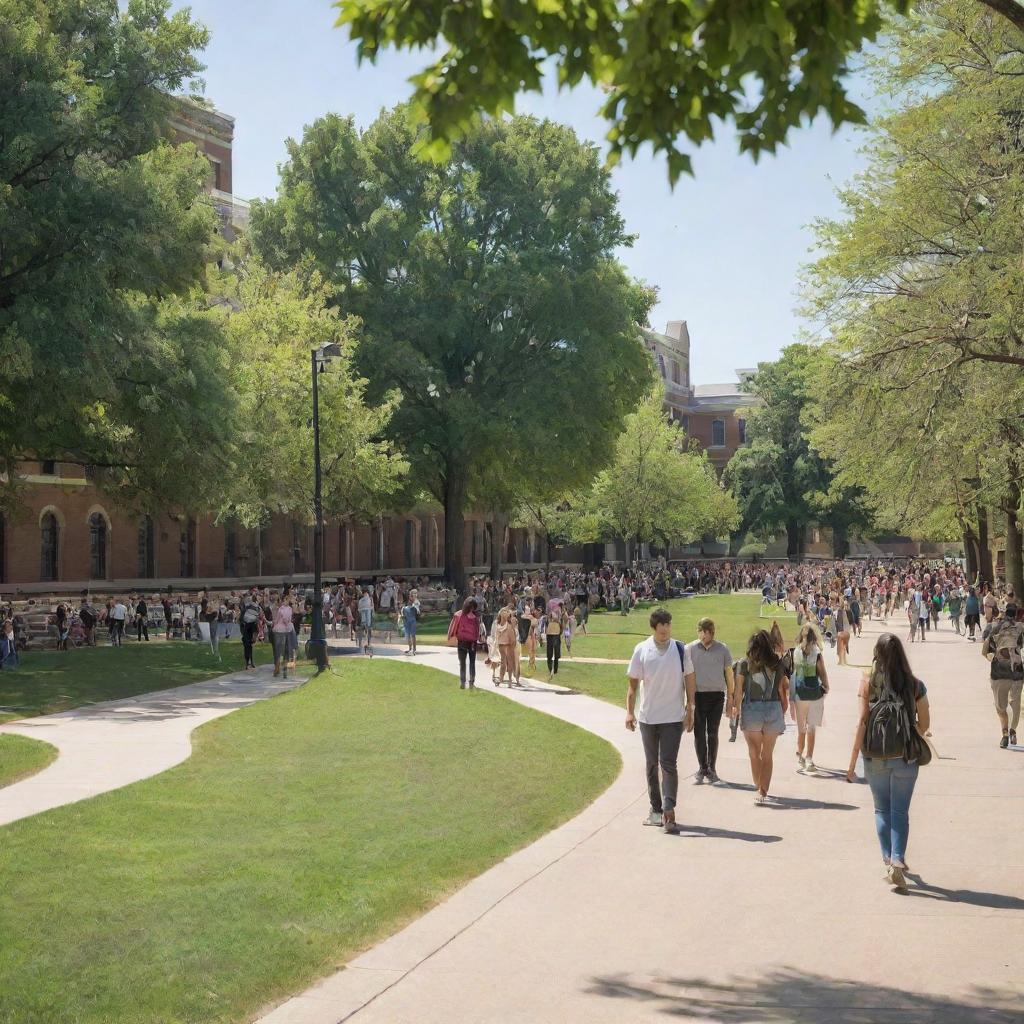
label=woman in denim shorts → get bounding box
[736,629,790,806]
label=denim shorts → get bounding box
[741,700,786,736]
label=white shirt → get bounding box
[627,636,692,725]
[111,602,127,621]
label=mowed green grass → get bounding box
[0,734,58,788]
[420,593,796,662]
[0,659,620,1024]
[571,593,797,660]
[525,594,798,707]
[0,640,276,722]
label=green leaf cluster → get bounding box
[333,0,908,181]
[585,386,738,547]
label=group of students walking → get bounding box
[625,606,933,892]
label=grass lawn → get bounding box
[0,734,58,788]
[571,593,798,660]
[0,639,277,722]
[0,659,619,1024]
[419,594,795,661]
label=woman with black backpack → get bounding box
[847,633,931,892]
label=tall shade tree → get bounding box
[802,0,1024,593]
[251,108,653,588]
[217,257,408,535]
[724,344,871,559]
[0,0,229,509]
[585,388,738,560]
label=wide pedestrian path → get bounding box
[0,664,302,826]
[261,617,1024,1024]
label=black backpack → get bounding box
[863,677,913,759]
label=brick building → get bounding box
[642,320,754,473]
[0,112,768,593]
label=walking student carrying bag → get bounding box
[863,677,931,765]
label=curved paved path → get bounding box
[260,619,1024,1024]
[0,664,303,826]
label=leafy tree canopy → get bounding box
[802,0,1024,589]
[585,386,738,553]
[252,107,653,586]
[0,0,226,510]
[217,255,408,530]
[334,0,914,181]
[724,344,871,558]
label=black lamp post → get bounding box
[310,342,342,673]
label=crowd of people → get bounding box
[624,555,1021,893]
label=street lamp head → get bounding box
[318,342,343,360]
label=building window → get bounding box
[41,513,59,581]
[138,516,155,578]
[370,521,383,571]
[712,419,726,447]
[89,513,107,579]
[404,519,415,568]
[681,415,690,434]
[180,517,196,578]
[223,521,238,576]
[671,360,680,384]
[738,418,747,444]
[657,354,667,378]
[41,460,55,475]
[292,519,307,574]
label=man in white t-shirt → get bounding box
[626,607,696,835]
[109,598,127,647]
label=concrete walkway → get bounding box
[0,664,303,826]
[260,619,1024,1024]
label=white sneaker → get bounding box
[805,760,817,773]
[796,754,806,771]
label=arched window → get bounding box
[404,519,417,568]
[179,517,196,578]
[712,419,726,447]
[657,354,667,378]
[223,521,238,576]
[137,516,155,578]
[41,513,59,581]
[291,519,307,574]
[738,418,747,444]
[89,512,108,579]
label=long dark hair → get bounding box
[870,633,920,714]
[747,629,781,673]
[461,597,478,615]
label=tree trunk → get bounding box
[978,504,995,584]
[488,510,506,583]
[1004,478,1024,599]
[832,521,849,559]
[786,520,801,561]
[963,526,979,580]
[443,473,467,591]
[544,531,552,574]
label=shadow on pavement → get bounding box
[672,824,782,844]
[585,969,1021,1021]
[763,796,858,811]
[903,873,1024,911]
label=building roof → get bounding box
[693,382,746,398]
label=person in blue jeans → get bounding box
[848,633,931,892]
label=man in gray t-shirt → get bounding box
[686,617,734,784]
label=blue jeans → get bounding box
[864,757,919,863]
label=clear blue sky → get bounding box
[179,0,868,385]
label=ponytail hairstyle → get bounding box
[796,622,819,658]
